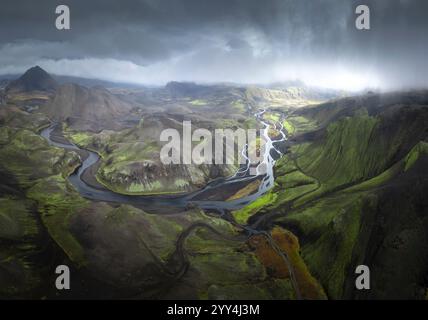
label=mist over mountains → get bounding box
[0,1,427,90]
[1,66,346,130]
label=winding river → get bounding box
[40,111,303,298]
[40,110,286,214]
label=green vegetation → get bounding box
[0,128,79,187]
[278,192,365,298]
[2,72,428,300]
[298,114,378,186]
[283,120,295,135]
[0,116,87,296]
[65,116,239,195]
[263,112,280,122]
[244,86,328,109]
[0,196,44,297]
[283,116,318,136]
[232,192,277,224]
[247,99,428,299]
[27,175,88,266]
[231,99,246,113]
[404,141,428,171]
[189,99,208,106]
[103,204,185,261]
[183,218,298,299]
[0,198,38,241]
[69,131,92,146]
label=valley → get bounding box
[0,66,427,300]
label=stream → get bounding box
[40,109,286,213]
[40,111,302,298]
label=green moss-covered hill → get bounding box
[0,107,298,299]
[245,91,428,299]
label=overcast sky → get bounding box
[0,0,427,90]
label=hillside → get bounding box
[41,83,135,131]
[66,114,237,195]
[243,85,344,109]
[237,90,428,299]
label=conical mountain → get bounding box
[6,66,58,93]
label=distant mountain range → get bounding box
[1,66,135,130]
[0,67,350,95]
[0,71,150,90]
[1,66,346,130]
[5,66,58,93]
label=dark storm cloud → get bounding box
[0,0,427,89]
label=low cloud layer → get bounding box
[0,0,427,90]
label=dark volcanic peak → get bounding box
[6,66,58,93]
